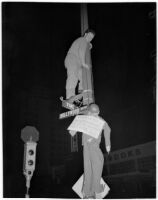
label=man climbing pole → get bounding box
[64,29,95,104]
[69,103,111,199]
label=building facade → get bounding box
[103,141,156,198]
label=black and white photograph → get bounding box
[2,1,156,198]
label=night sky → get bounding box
[2,2,156,198]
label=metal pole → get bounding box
[80,3,95,105]
[80,3,89,35]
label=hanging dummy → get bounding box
[68,104,111,199]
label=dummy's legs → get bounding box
[90,143,104,194]
[82,143,95,198]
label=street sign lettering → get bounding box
[59,106,88,119]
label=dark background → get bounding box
[2,2,156,198]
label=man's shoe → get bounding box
[78,89,83,94]
[65,96,75,104]
[66,94,83,104]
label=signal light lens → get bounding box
[28,150,34,155]
[28,160,34,165]
[28,171,32,175]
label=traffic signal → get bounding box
[21,126,39,197]
[23,142,37,174]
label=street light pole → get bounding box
[80,3,95,105]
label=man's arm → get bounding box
[89,43,92,50]
[103,122,111,154]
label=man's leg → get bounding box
[65,67,78,100]
[65,55,80,100]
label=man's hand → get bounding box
[82,63,90,69]
[106,145,111,154]
[69,130,77,137]
[89,43,92,50]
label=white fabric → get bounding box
[68,115,105,139]
[72,174,110,199]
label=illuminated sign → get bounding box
[105,141,155,163]
[107,148,141,163]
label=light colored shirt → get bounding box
[67,37,89,65]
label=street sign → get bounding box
[62,101,75,110]
[59,106,88,119]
